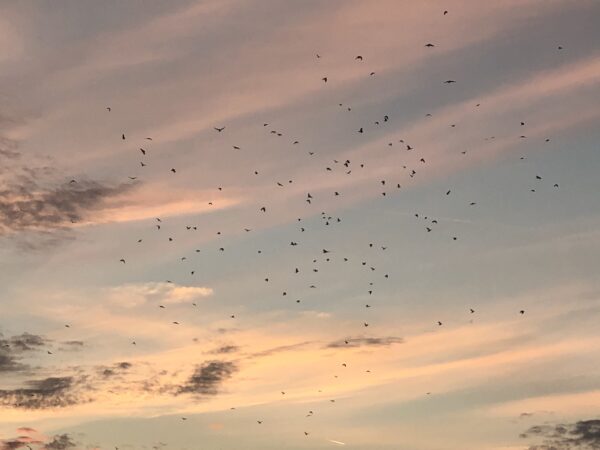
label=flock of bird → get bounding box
[55,7,567,445]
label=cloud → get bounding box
[0,352,23,373]
[210,345,239,355]
[176,360,237,396]
[0,178,136,236]
[0,440,31,450]
[0,429,74,450]
[59,340,85,351]
[0,137,20,160]
[99,361,132,378]
[0,376,88,409]
[326,336,404,348]
[246,341,314,359]
[521,419,600,449]
[0,441,25,450]
[43,434,76,450]
[0,333,50,373]
[107,282,213,308]
[6,333,48,352]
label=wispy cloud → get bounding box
[326,336,404,348]
[107,282,213,308]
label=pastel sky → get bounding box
[1,1,599,449]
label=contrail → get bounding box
[328,440,346,446]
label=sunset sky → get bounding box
[1,1,599,449]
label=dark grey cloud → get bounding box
[0,178,135,236]
[521,419,600,449]
[326,336,404,348]
[0,351,23,373]
[0,376,89,409]
[43,434,76,450]
[0,440,27,450]
[210,345,239,354]
[176,360,237,396]
[0,332,51,373]
[99,361,132,378]
[7,333,48,352]
[0,432,76,450]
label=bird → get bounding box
[140,148,146,155]
[214,126,225,132]
[425,43,435,47]
[355,55,363,60]
[119,259,126,264]
[322,77,328,83]
[444,80,456,84]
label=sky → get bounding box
[0,0,599,449]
